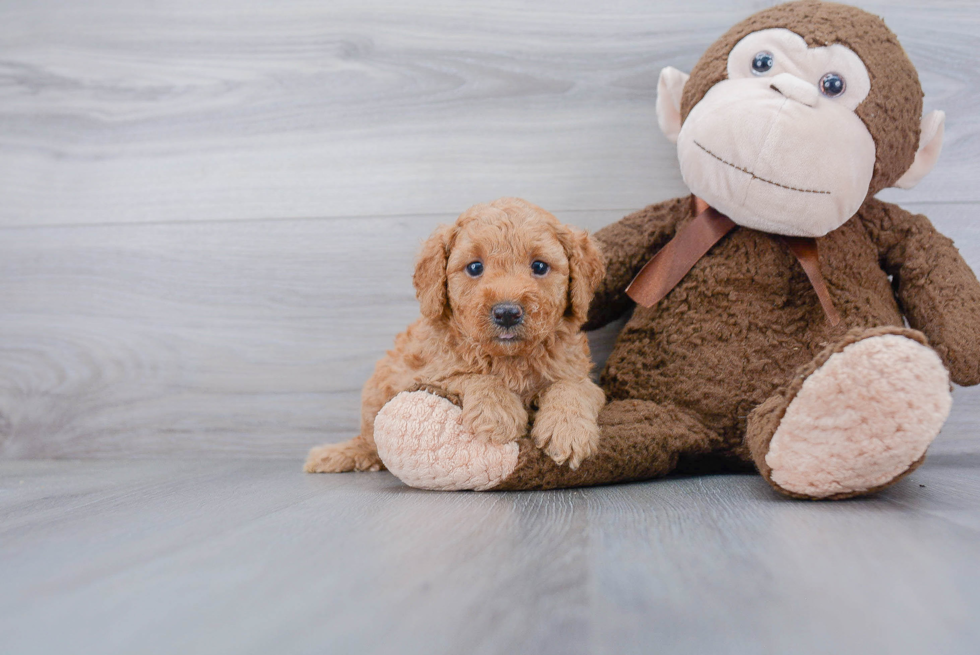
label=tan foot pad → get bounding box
[374,391,519,491]
[766,335,951,498]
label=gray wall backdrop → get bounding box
[1,0,977,459]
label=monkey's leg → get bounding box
[745,326,952,500]
[374,389,718,491]
[496,398,721,490]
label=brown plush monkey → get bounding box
[371,0,980,499]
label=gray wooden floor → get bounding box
[2,0,980,653]
[2,451,979,655]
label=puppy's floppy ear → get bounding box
[558,225,605,326]
[414,224,454,321]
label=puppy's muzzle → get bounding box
[491,303,524,328]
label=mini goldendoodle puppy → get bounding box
[305,197,606,474]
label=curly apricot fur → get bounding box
[304,198,606,473]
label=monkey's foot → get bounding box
[763,333,951,499]
[374,391,519,491]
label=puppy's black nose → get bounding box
[492,303,524,328]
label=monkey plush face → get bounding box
[677,29,875,236]
[656,1,945,238]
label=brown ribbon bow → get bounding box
[625,198,840,326]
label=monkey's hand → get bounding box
[865,201,980,386]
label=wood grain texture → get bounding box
[0,209,626,458]
[1,456,978,655]
[1,203,977,459]
[0,0,977,227]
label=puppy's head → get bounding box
[414,198,604,355]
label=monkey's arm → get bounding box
[584,196,689,330]
[863,199,980,386]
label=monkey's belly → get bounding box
[602,301,821,440]
[600,229,903,441]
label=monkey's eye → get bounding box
[751,51,774,75]
[531,260,550,276]
[819,72,846,97]
[465,261,484,277]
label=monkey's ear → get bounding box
[413,224,454,321]
[656,67,690,144]
[893,110,945,190]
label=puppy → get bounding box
[304,197,606,474]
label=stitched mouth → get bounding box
[694,141,831,196]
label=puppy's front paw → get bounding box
[304,438,384,473]
[531,410,600,469]
[461,391,528,445]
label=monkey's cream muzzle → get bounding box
[676,74,876,237]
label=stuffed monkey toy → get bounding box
[371,0,980,499]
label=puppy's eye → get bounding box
[465,261,484,277]
[819,72,846,97]
[531,260,550,276]
[752,51,774,75]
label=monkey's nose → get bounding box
[769,73,819,108]
[492,303,524,328]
